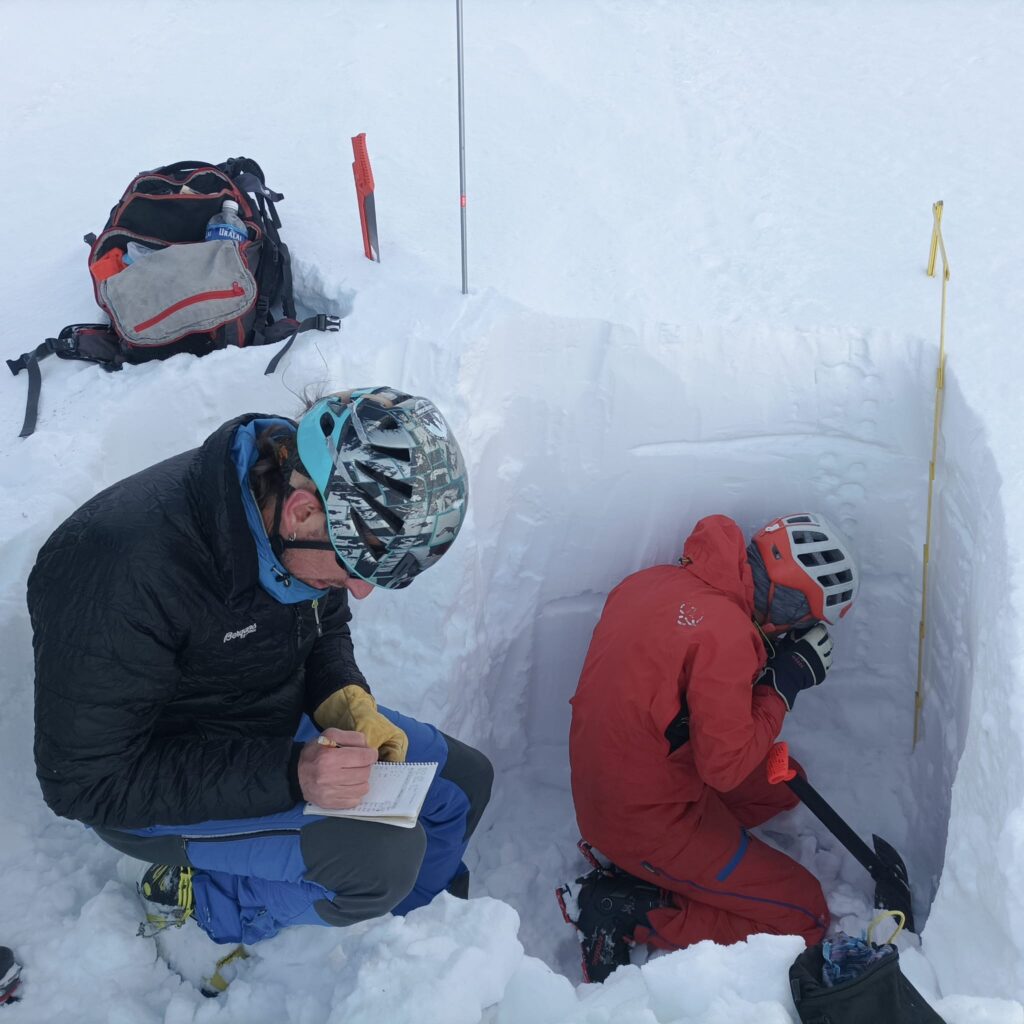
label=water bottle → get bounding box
[123,240,159,265]
[204,199,248,244]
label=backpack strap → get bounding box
[220,157,285,206]
[232,170,284,205]
[222,158,299,325]
[251,220,285,328]
[7,340,55,438]
[262,314,341,375]
[278,241,296,320]
[7,325,122,438]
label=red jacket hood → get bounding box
[682,515,755,613]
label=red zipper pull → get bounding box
[133,281,248,332]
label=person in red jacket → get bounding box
[562,512,858,982]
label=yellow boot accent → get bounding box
[201,945,250,997]
[139,866,195,937]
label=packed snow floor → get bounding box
[3,2,1024,1022]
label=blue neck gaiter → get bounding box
[230,419,328,605]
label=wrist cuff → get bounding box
[287,742,304,803]
[754,679,793,713]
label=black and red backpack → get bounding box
[7,157,340,437]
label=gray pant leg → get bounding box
[301,817,427,926]
[305,734,492,922]
[439,732,494,842]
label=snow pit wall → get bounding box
[390,305,1009,992]
[916,372,1024,998]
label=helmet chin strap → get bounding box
[269,469,339,550]
[753,618,777,657]
[279,538,336,552]
[269,533,336,587]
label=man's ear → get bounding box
[281,488,323,534]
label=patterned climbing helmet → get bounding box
[296,387,468,589]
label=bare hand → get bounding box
[297,728,377,808]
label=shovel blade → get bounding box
[872,834,915,933]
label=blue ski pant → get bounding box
[95,708,493,945]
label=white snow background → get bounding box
[1,1,1023,1021]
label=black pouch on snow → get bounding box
[789,944,946,1024]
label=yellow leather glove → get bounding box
[314,685,408,762]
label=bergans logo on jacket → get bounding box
[223,623,257,643]
[677,603,704,627]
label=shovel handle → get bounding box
[764,743,914,929]
[766,742,888,881]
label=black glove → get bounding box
[756,623,833,710]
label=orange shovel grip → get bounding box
[766,741,797,785]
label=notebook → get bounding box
[303,761,439,828]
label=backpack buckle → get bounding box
[316,314,341,333]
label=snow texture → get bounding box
[2,1,1024,1020]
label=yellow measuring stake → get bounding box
[914,202,950,750]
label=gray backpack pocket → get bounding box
[100,241,257,347]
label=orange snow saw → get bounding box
[351,133,379,262]
[767,742,915,932]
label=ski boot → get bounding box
[136,863,195,937]
[556,841,672,983]
[0,947,22,1006]
[123,861,248,997]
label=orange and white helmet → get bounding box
[747,513,858,633]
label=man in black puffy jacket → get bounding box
[28,387,491,947]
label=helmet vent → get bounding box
[356,460,414,498]
[829,568,854,584]
[786,515,814,524]
[818,571,851,586]
[319,412,334,437]
[370,443,411,462]
[358,488,405,531]
[798,548,845,567]
[350,508,386,557]
[793,530,829,544]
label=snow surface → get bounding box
[2,1,1024,1020]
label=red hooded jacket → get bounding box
[569,515,787,862]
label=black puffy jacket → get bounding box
[28,415,368,829]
